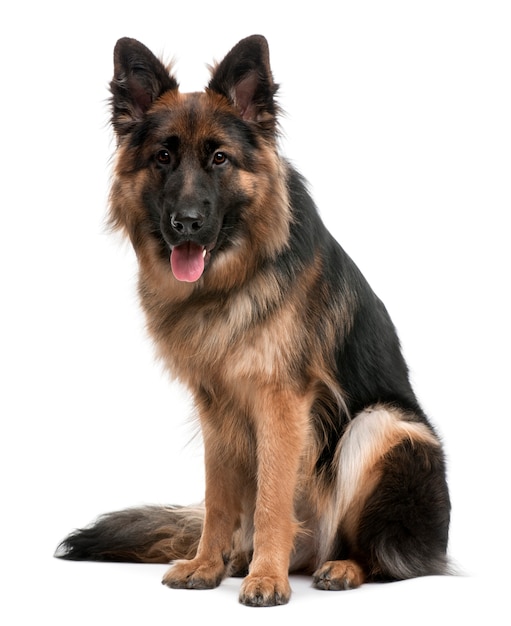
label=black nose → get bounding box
[170,211,204,236]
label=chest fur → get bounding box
[142,280,306,393]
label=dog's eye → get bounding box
[156,149,171,165]
[212,151,227,165]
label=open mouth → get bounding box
[170,242,213,283]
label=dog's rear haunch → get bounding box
[56,36,450,607]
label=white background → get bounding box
[1,1,510,623]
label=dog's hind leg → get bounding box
[313,405,450,590]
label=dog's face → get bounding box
[128,90,263,282]
[109,37,290,286]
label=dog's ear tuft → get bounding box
[208,35,279,131]
[110,38,178,136]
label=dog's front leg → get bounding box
[162,435,241,590]
[239,388,309,607]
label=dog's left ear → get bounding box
[208,35,278,130]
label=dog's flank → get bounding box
[56,35,450,607]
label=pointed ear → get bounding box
[110,37,178,136]
[208,35,279,130]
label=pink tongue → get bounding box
[170,243,205,282]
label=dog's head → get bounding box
[108,36,290,287]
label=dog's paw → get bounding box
[239,574,291,607]
[312,559,366,590]
[162,558,226,590]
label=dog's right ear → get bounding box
[110,38,178,136]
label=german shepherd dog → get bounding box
[56,35,451,606]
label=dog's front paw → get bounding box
[162,558,226,590]
[239,574,291,607]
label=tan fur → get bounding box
[146,506,204,563]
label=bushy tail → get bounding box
[55,505,204,563]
